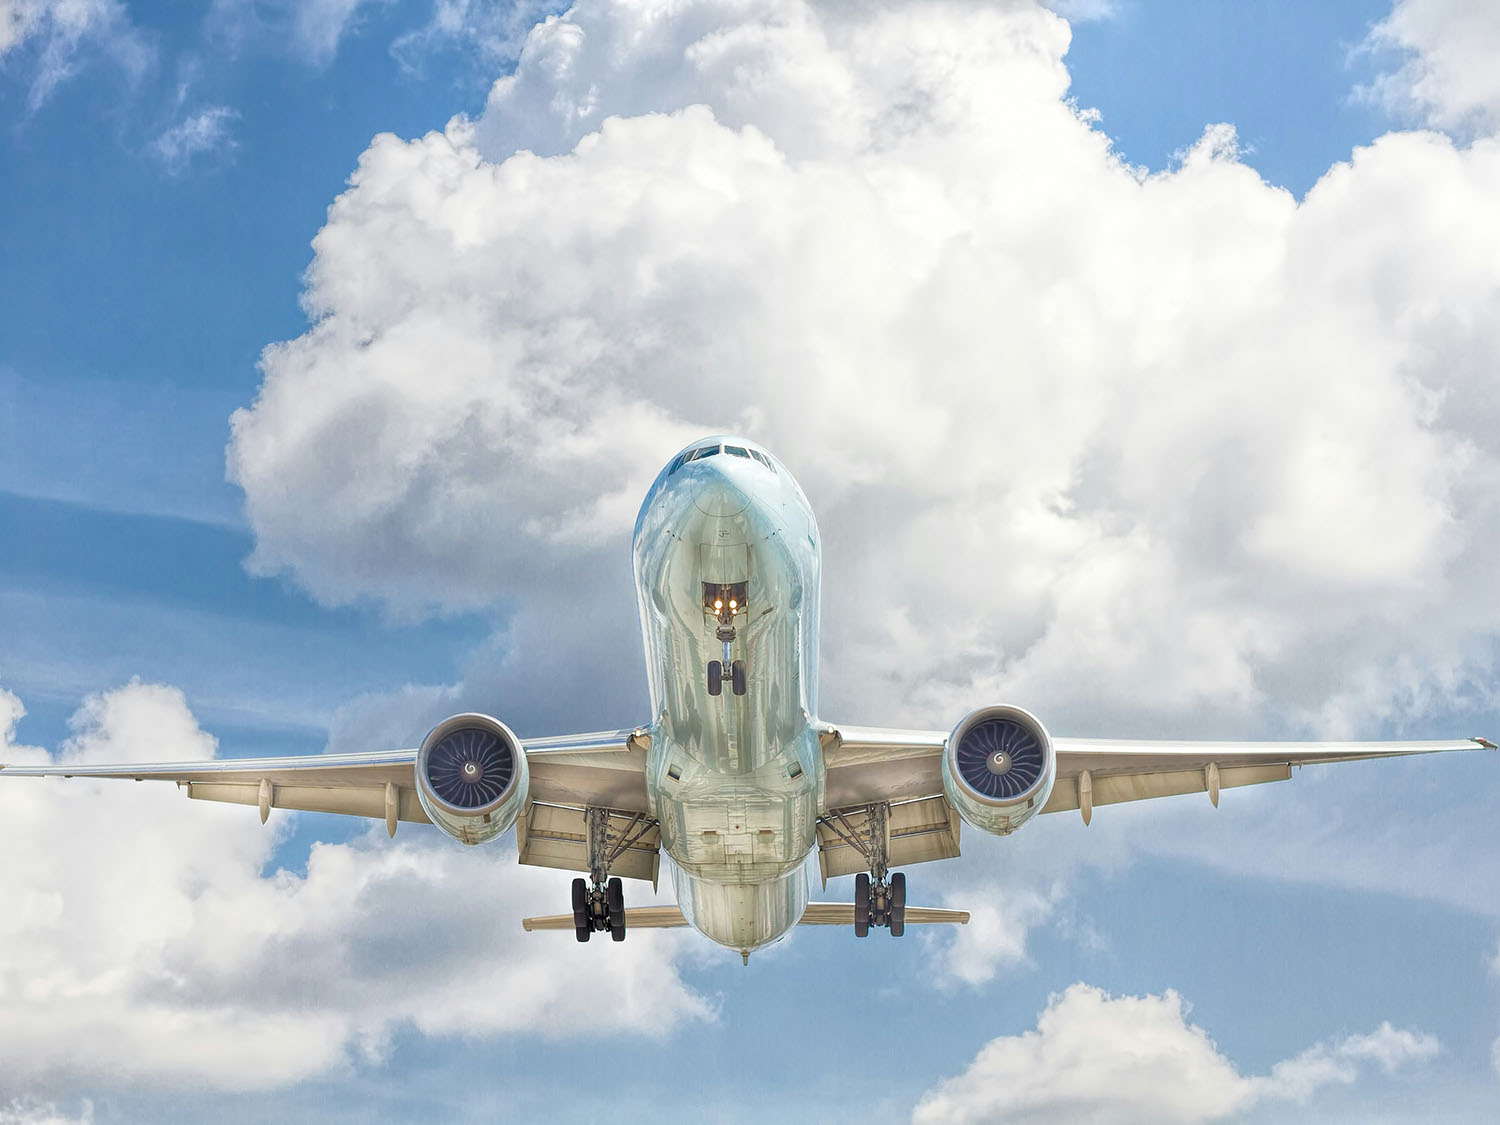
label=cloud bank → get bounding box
[912,983,1439,1124]
[229,0,1500,739]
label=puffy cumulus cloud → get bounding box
[1362,0,1500,135]
[151,105,237,174]
[0,681,710,1093]
[0,0,151,109]
[911,984,1439,1124]
[227,0,1500,739]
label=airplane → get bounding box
[2,435,1494,964]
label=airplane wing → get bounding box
[0,728,658,878]
[816,723,1495,879]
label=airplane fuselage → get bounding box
[633,437,824,953]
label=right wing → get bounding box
[816,723,1494,877]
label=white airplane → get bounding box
[3,436,1494,963]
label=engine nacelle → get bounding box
[941,705,1055,837]
[415,713,529,846]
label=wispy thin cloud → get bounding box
[150,104,237,173]
[1,0,153,111]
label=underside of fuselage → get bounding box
[632,436,825,954]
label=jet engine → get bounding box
[941,705,1055,836]
[415,713,529,845]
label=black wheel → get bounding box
[707,660,723,696]
[889,872,906,937]
[731,660,746,696]
[854,872,870,938]
[607,876,626,942]
[572,877,591,942]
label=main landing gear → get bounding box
[571,807,654,943]
[854,871,906,938]
[572,875,626,943]
[704,581,748,696]
[821,801,908,937]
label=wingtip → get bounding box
[1474,736,1498,750]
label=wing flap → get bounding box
[816,795,961,881]
[185,780,432,824]
[1040,762,1291,815]
[514,802,661,883]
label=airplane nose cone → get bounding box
[694,480,749,517]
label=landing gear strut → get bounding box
[571,807,652,942]
[821,801,908,938]
[704,582,748,696]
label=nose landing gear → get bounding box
[704,582,749,696]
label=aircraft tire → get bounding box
[607,877,626,942]
[854,873,870,937]
[707,661,723,696]
[731,660,746,695]
[889,872,906,937]
[573,877,591,942]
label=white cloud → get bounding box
[227,0,1500,741]
[205,0,383,65]
[293,0,382,64]
[1361,0,1500,135]
[0,1099,93,1125]
[0,681,711,1093]
[0,0,151,109]
[1041,0,1116,23]
[911,983,1438,1124]
[936,887,1056,987]
[391,0,562,74]
[151,105,237,173]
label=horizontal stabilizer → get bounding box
[521,902,970,932]
[796,902,969,925]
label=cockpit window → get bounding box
[667,442,775,476]
[668,444,721,476]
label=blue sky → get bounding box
[3,1,1500,1121]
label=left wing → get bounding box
[817,724,1495,876]
[0,730,652,872]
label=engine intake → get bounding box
[415,713,529,845]
[942,705,1055,836]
